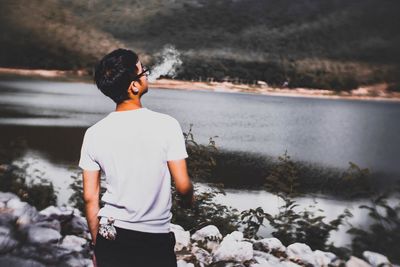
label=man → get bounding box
[78,48,194,267]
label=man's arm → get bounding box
[82,169,101,244]
[168,159,194,208]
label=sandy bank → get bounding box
[1,67,399,102]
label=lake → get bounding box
[1,80,399,246]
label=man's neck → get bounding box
[115,99,143,112]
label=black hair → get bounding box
[94,49,139,104]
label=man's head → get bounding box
[94,49,149,104]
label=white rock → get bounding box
[222,231,243,243]
[314,249,337,266]
[63,256,93,267]
[213,235,253,263]
[363,251,391,267]
[253,250,281,265]
[60,235,87,252]
[170,223,191,251]
[192,246,213,266]
[281,262,303,267]
[252,251,302,267]
[177,259,195,267]
[65,215,88,235]
[6,198,38,224]
[253,238,286,253]
[191,225,222,251]
[27,226,62,244]
[39,205,74,218]
[346,256,372,267]
[286,243,318,267]
[192,225,222,242]
[0,255,46,267]
[0,226,18,253]
[0,192,18,203]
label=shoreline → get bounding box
[1,67,400,102]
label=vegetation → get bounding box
[348,189,400,263]
[0,141,57,210]
[1,0,399,90]
[241,150,353,256]
[171,184,239,236]
[185,147,392,198]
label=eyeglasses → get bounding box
[131,64,150,82]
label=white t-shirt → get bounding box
[78,107,188,233]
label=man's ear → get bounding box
[129,81,139,94]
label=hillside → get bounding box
[0,0,123,69]
[1,0,399,90]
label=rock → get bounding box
[60,235,88,252]
[281,262,303,267]
[253,238,286,254]
[314,249,337,266]
[58,256,93,267]
[68,215,88,234]
[17,244,72,265]
[191,225,222,251]
[253,250,281,265]
[0,192,19,203]
[170,223,191,251]
[252,251,302,267]
[0,213,15,228]
[6,198,39,225]
[0,226,18,253]
[27,226,62,244]
[191,245,213,266]
[363,251,391,267]
[177,259,195,267]
[213,232,253,263]
[286,243,318,266]
[192,225,222,242]
[33,219,62,232]
[346,256,372,267]
[0,255,46,267]
[222,231,244,242]
[39,206,75,220]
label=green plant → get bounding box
[172,126,239,235]
[171,183,239,236]
[0,164,57,210]
[348,189,400,264]
[267,196,352,250]
[69,171,106,214]
[338,161,373,198]
[265,150,300,197]
[184,123,218,181]
[241,151,352,253]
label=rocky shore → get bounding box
[0,191,395,267]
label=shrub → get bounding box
[241,150,352,254]
[348,189,400,264]
[0,164,57,210]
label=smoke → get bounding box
[147,45,182,82]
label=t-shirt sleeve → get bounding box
[166,119,189,161]
[78,130,100,171]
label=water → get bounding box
[1,80,399,246]
[1,80,399,174]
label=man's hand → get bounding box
[82,169,101,244]
[167,159,194,208]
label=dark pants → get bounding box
[94,227,177,267]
